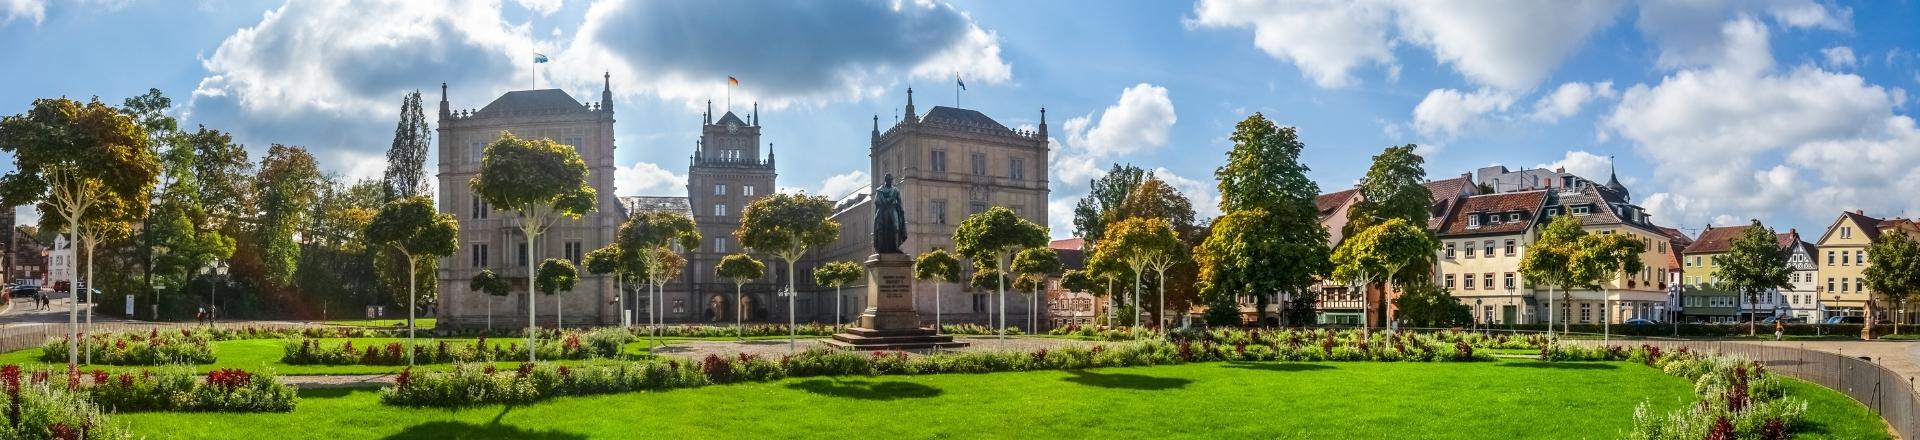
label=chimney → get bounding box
[1855,209,1865,215]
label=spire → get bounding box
[1602,154,1630,200]
[767,142,775,166]
[871,114,881,145]
[600,71,613,112]
[438,82,450,121]
[1038,107,1048,138]
[751,101,759,126]
[904,87,917,123]
[704,99,712,125]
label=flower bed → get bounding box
[39,330,215,365]
[281,329,633,366]
[383,336,1494,408]
[939,323,1024,336]
[2,366,133,439]
[1626,348,1809,439]
[1,365,297,414]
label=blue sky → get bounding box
[3,0,1918,239]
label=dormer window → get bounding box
[1546,207,1559,216]
[1508,213,1520,222]
[1572,206,1590,215]
[1467,214,1481,228]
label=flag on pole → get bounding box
[956,75,966,90]
[728,76,740,86]
[533,53,549,63]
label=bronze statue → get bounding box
[873,173,908,254]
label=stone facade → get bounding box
[681,103,780,324]
[434,77,622,329]
[1435,190,1549,326]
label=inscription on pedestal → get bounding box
[879,274,909,299]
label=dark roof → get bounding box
[1681,226,1747,255]
[715,111,747,127]
[1050,238,1086,270]
[1437,191,1547,236]
[1843,211,1884,241]
[1543,182,1660,231]
[1315,188,1358,220]
[619,196,690,217]
[1425,175,1477,230]
[478,89,586,114]
[922,106,1012,133]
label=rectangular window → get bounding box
[1572,206,1590,215]
[1857,278,1864,292]
[1508,213,1520,222]
[564,241,582,264]
[1580,303,1591,323]
[970,202,988,215]
[1463,274,1476,290]
[1857,250,1866,265]
[517,243,529,267]
[931,150,947,173]
[714,204,727,217]
[1504,239,1517,256]
[929,200,948,225]
[1828,251,1835,266]
[1841,278,1849,291]
[1444,274,1456,289]
[1464,242,1476,258]
[470,196,489,219]
[1468,215,1480,228]
[714,237,728,253]
[1546,207,1559,216]
[1658,241,1667,254]
[1010,158,1026,180]
[1843,252,1850,265]
[1504,273,1516,289]
[1483,240,1495,257]
[743,185,755,197]
[1483,273,1494,290]
[469,142,483,163]
[1444,243,1456,259]
[972,293,987,313]
[715,184,727,196]
[471,244,488,268]
[971,153,987,175]
[1842,227,1852,239]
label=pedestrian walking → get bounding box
[1773,320,1784,341]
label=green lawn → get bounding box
[107,359,1887,439]
[318,318,434,329]
[0,336,827,375]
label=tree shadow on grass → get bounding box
[381,421,587,440]
[1221,362,1335,372]
[297,387,362,399]
[786,378,943,400]
[1061,370,1193,390]
[1498,362,1619,370]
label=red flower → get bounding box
[395,368,413,390]
[206,368,253,391]
[517,362,535,378]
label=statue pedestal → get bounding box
[828,253,967,350]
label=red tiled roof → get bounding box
[1681,225,1746,254]
[1049,237,1084,251]
[1315,188,1358,218]
[1437,191,1547,236]
[1425,175,1475,201]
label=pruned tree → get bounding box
[715,253,766,338]
[0,97,161,374]
[536,258,579,327]
[1717,220,1793,336]
[584,245,645,327]
[1518,215,1580,339]
[1330,218,1435,332]
[618,211,699,338]
[365,195,458,366]
[1197,113,1329,328]
[640,247,686,339]
[468,269,510,331]
[813,261,863,328]
[470,132,595,361]
[914,248,962,333]
[736,193,839,351]
[954,207,1048,340]
[382,91,431,202]
[1570,232,1647,340]
[1011,247,1063,333]
[1093,218,1183,329]
[1085,244,1134,327]
[1866,230,1920,336]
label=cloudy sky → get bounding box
[3,0,1918,239]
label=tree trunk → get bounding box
[84,237,95,365]
[526,229,537,362]
[67,219,78,375]
[1132,270,1143,328]
[997,254,1007,340]
[835,286,842,328]
[787,259,798,352]
[1546,285,1555,341]
[405,250,416,366]
[934,283,942,334]
[736,281,744,339]
[1157,269,1166,330]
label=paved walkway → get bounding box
[1744,340,1920,379]
[647,336,1105,360]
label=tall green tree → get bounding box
[1011,247,1063,332]
[715,253,766,337]
[253,145,323,286]
[619,211,699,336]
[1344,145,1432,237]
[535,258,579,327]
[1571,232,1647,339]
[1519,215,1580,337]
[814,261,864,327]
[468,269,510,331]
[1717,220,1793,336]
[123,88,178,312]
[914,248,962,333]
[382,91,431,202]
[1072,164,1146,250]
[1391,281,1471,327]
[1329,218,1435,331]
[470,132,595,361]
[364,195,458,366]
[736,193,839,351]
[954,207,1048,339]
[1864,230,1920,335]
[0,97,161,373]
[1197,113,1330,327]
[186,126,253,230]
[1111,176,1205,316]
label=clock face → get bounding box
[726,121,739,133]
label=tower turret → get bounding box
[871,114,880,146]
[1038,107,1048,138]
[438,82,450,121]
[705,100,712,125]
[601,72,613,112]
[751,101,759,126]
[904,87,916,123]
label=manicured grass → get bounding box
[1782,378,1895,439]
[0,336,826,375]
[107,360,1780,439]
[319,318,434,329]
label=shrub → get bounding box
[282,329,633,366]
[39,331,215,365]
[0,370,134,440]
[1623,352,1808,439]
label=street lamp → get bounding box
[199,261,228,326]
[1474,298,1483,332]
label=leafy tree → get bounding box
[1329,218,1435,331]
[1094,218,1184,328]
[1109,176,1205,317]
[619,211,699,336]
[1085,244,1133,327]
[971,267,1009,291]
[382,91,431,202]
[736,193,838,350]
[470,132,595,361]
[715,253,766,337]
[1570,232,1646,338]
[914,248,963,332]
[364,195,458,366]
[954,207,1048,338]
[468,269,511,331]
[1391,281,1471,327]
[1717,220,1793,336]
[253,145,323,286]
[1864,230,1920,335]
[0,97,160,373]
[1343,145,1435,283]
[813,261,864,327]
[584,245,645,327]
[186,126,253,231]
[1011,247,1063,332]
[535,258,579,327]
[123,88,177,313]
[1519,215,1581,337]
[1198,113,1330,327]
[1072,164,1146,250]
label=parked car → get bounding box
[7,285,37,298]
[1824,316,1865,325]
[1759,316,1807,325]
[1622,318,1658,325]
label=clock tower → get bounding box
[684,101,778,321]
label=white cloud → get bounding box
[1411,87,1513,138]
[1187,0,1394,88]
[1151,167,1222,220]
[1,0,43,26]
[1533,150,1615,185]
[1392,0,1626,91]
[1065,83,1177,157]
[1821,46,1856,69]
[1634,0,1849,71]
[1047,195,1079,239]
[1529,81,1617,122]
[816,170,868,200]
[512,0,562,15]
[556,0,1010,109]
[615,161,687,196]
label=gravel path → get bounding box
[647,336,1109,360]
